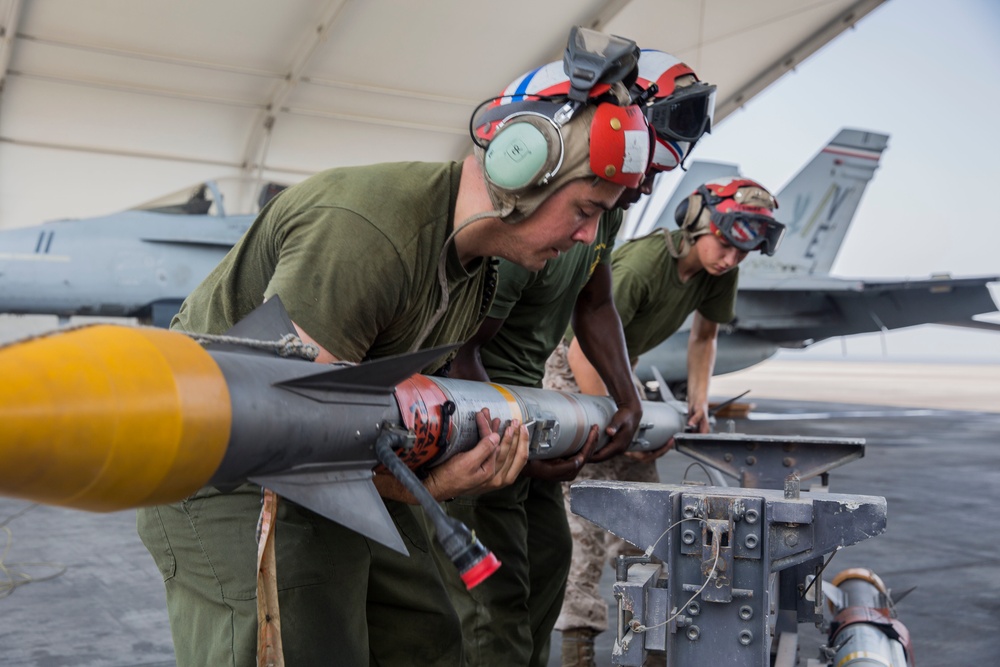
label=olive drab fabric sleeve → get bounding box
[487,260,533,322]
[263,207,408,363]
[479,209,622,387]
[608,230,739,359]
[694,267,738,325]
[174,162,490,374]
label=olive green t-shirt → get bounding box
[479,209,623,387]
[611,229,738,361]
[172,162,492,373]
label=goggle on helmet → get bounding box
[695,178,786,256]
[634,50,717,171]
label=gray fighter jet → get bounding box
[634,129,1000,391]
[0,130,995,386]
[0,179,285,327]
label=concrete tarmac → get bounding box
[0,363,998,666]
[548,396,1000,667]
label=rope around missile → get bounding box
[0,322,319,361]
[184,332,318,360]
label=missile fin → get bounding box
[223,296,296,339]
[276,344,457,395]
[822,579,846,611]
[250,467,408,555]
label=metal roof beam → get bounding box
[12,32,283,80]
[582,0,634,31]
[450,0,635,161]
[7,68,265,109]
[301,75,479,106]
[0,0,25,95]
[715,0,887,123]
[0,134,317,177]
[241,0,351,176]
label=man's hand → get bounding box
[521,424,600,482]
[588,400,643,463]
[465,410,530,495]
[687,401,711,434]
[424,408,528,500]
[623,436,675,464]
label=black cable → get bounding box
[374,428,499,588]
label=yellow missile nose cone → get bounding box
[0,325,231,511]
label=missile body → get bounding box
[0,304,685,552]
[826,568,914,667]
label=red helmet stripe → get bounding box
[651,63,695,97]
[706,177,767,198]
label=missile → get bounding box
[824,568,914,667]
[0,298,685,562]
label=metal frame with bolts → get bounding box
[570,433,895,667]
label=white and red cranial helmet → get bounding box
[470,60,651,221]
[480,50,715,174]
[634,50,717,172]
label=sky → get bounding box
[634,0,1000,363]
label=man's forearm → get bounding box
[686,333,717,406]
[567,337,607,396]
[574,300,640,408]
[373,472,424,504]
[450,316,505,382]
[450,345,491,382]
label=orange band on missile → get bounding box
[488,384,524,425]
[0,325,231,511]
[391,374,450,469]
[831,568,888,595]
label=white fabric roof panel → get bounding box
[0,0,886,227]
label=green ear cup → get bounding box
[483,121,551,190]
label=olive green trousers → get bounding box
[440,477,572,667]
[138,484,463,666]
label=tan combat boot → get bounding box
[561,627,598,667]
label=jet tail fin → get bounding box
[743,128,889,277]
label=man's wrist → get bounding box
[614,392,642,411]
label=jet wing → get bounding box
[139,234,244,248]
[734,275,1000,346]
[137,213,254,248]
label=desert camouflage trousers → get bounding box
[543,341,659,633]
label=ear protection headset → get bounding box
[475,101,567,194]
[473,97,650,194]
[470,26,647,196]
[673,194,699,229]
